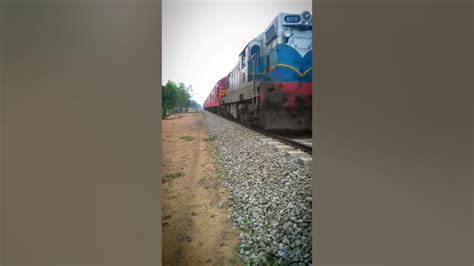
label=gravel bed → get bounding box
[203,111,312,265]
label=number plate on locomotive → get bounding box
[284,15,301,23]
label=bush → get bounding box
[180,135,194,141]
[162,172,185,183]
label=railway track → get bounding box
[260,131,312,155]
[205,111,313,155]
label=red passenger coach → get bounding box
[203,77,227,113]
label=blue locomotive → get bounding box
[204,11,313,131]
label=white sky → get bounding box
[162,0,312,106]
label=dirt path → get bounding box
[162,112,242,265]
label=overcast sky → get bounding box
[162,0,312,105]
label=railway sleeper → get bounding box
[285,150,310,158]
[274,145,293,152]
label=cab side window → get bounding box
[240,50,246,69]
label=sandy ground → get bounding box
[162,112,242,265]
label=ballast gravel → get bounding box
[203,111,312,265]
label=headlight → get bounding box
[284,30,292,38]
[303,20,310,26]
[302,11,311,19]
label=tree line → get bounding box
[162,80,201,117]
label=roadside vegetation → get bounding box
[162,171,185,183]
[180,135,194,141]
[162,80,201,117]
[204,133,217,142]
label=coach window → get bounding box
[240,50,246,69]
[265,24,277,45]
[250,45,260,56]
[248,45,260,82]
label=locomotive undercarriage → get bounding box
[217,85,311,131]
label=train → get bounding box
[204,11,312,131]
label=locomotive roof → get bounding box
[240,33,264,55]
[263,11,312,32]
[239,10,312,54]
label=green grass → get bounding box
[216,169,226,180]
[162,171,185,183]
[234,242,241,253]
[205,135,226,180]
[204,133,217,142]
[180,135,194,141]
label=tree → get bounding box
[162,81,178,116]
[161,80,198,117]
[176,82,191,111]
[189,100,201,110]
